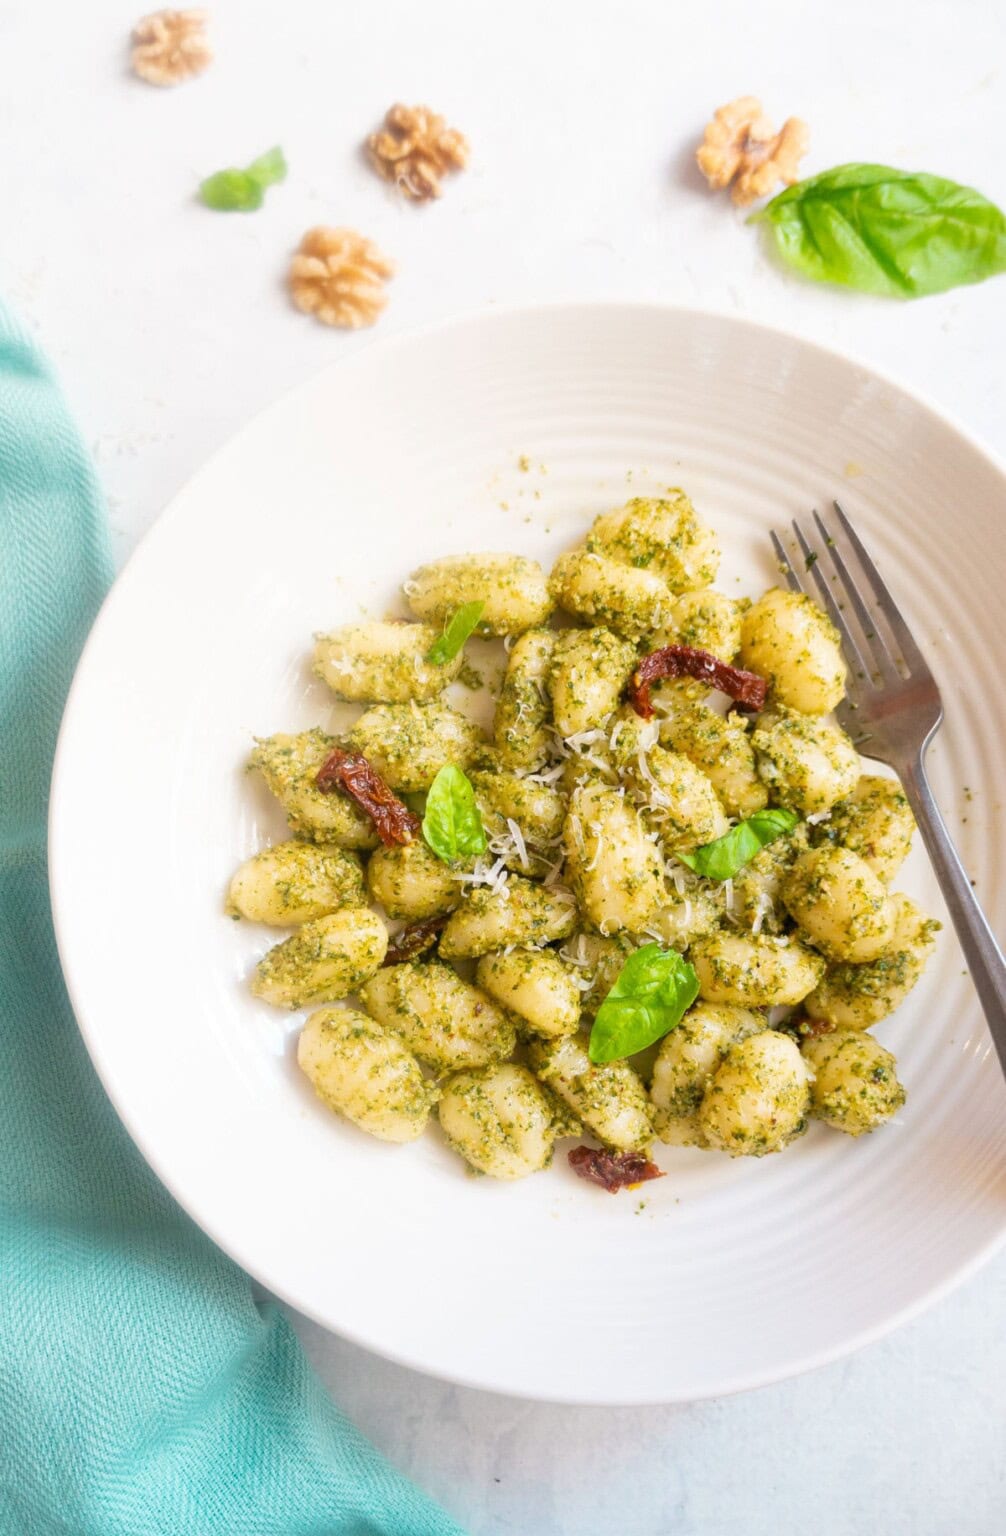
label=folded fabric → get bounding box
[0,298,463,1536]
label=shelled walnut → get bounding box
[697,97,808,206]
[289,228,395,329]
[131,9,212,86]
[366,104,469,202]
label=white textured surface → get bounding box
[11,0,1006,1529]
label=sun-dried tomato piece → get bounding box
[382,916,447,966]
[628,644,768,719]
[797,1016,836,1040]
[315,746,420,847]
[568,1145,665,1193]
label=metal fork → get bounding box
[771,502,1006,1075]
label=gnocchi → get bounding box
[697,1031,811,1157]
[438,1063,573,1178]
[476,947,581,1037]
[782,846,894,962]
[494,628,556,770]
[251,906,387,1009]
[313,621,462,702]
[361,961,516,1071]
[438,876,577,960]
[405,553,552,636]
[740,588,846,714]
[802,1030,906,1136]
[753,712,860,816]
[298,1008,435,1142]
[227,840,364,926]
[550,627,638,739]
[528,1033,653,1151]
[348,701,485,792]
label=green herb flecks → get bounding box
[752,164,1006,299]
[422,764,487,864]
[426,601,486,665]
[199,146,288,212]
[677,808,799,882]
[588,944,699,1064]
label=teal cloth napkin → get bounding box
[0,300,464,1536]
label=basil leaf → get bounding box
[426,601,485,665]
[589,944,699,1065]
[677,808,798,881]
[200,147,287,212]
[422,764,487,864]
[753,163,1006,298]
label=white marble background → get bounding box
[5,0,1004,1530]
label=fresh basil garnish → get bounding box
[426,601,485,665]
[200,146,288,212]
[752,163,1006,299]
[588,944,699,1065]
[677,808,798,882]
[422,764,487,863]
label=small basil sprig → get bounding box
[200,146,288,212]
[677,808,798,882]
[422,764,487,863]
[588,944,699,1065]
[752,164,1006,299]
[426,601,485,665]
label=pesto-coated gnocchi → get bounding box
[235,486,937,1183]
[250,730,379,848]
[361,961,516,1071]
[348,701,485,791]
[438,876,577,959]
[297,1007,435,1142]
[753,712,860,816]
[816,775,915,885]
[405,553,552,636]
[438,1063,574,1178]
[564,782,664,934]
[365,839,460,920]
[782,846,894,962]
[251,906,387,1009]
[550,627,638,739]
[804,894,939,1029]
[493,628,555,770]
[528,1033,653,1151]
[476,947,581,1037]
[740,588,846,715]
[697,1031,811,1157]
[227,840,364,926]
[802,1030,906,1136]
[313,621,463,702]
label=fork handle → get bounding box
[900,753,1006,1074]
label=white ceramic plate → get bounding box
[51,304,1006,1405]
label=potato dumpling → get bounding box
[438,1063,572,1179]
[470,770,565,865]
[313,621,462,703]
[564,783,664,935]
[226,840,364,926]
[297,1007,435,1143]
[817,775,915,885]
[740,589,846,715]
[803,1030,906,1136]
[476,948,581,1038]
[585,493,720,593]
[804,894,940,1029]
[361,961,516,1071]
[782,846,894,963]
[365,839,460,921]
[529,1033,653,1151]
[657,588,744,662]
[624,744,729,853]
[550,627,637,739]
[560,932,635,1015]
[753,712,860,816]
[347,701,485,792]
[252,906,387,1009]
[659,702,768,819]
[698,1031,811,1157]
[691,931,826,1008]
[642,886,722,951]
[549,549,672,641]
[438,876,577,960]
[249,729,378,848]
[731,823,811,936]
[493,629,556,770]
[404,553,552,637]
[650,1002,766,1123]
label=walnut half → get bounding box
[131,9,212,86]
[367,104,469,202]
[696,97,808,206]
[289,228,395,329]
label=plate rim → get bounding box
[49,299,1006,1405]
